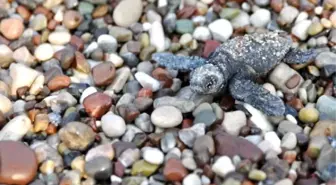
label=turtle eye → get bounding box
[204,78,217,90]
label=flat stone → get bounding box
[214,130,263,162]
[142,147,164,165]
[47,75,71,91]
[277,120,303,136]
[58,121,95,151]
[151,106,183,128]
[92,62,116,86]
[0,141,38,185]
[153,96,195,113]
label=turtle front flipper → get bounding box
[283,48,317,64]
[229,74,285,116]
[152,52,207,71]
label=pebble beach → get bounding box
[0,0,335,185]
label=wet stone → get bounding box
[85,156,113,180]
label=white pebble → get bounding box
[286,114,298,124]
[97,34,118,53]
[263,83,276,95]
[278,6,299,25]
[200,0,214,4]
[250,9,271,28]
[183,174,202,185]
[29,74,44,95]
[48,31,71,45]
[135,72,161,92]
[106,53,124,68]
[101,112,126,137]
[151,106,183,128]
[208,19,233,42]
[0,94,12,116]
[231,11,250,29]
[243,103,273,133]
[222,110,246,136]
[264,131,282,153]
[179,33,193,46]
[281,132,297,150]
[193,26,211,41]
[212,156,235,177]
[143,147,164,165]
[34,43,54,61]
[10,63,41,96]
[149,21,165,52]
[291,20,312,40]
[0,115,32,141]
[294,12,309,25]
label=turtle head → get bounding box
[190,63,226,94]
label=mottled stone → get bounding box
[58,121,95,151]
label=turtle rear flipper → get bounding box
[152,52,207,71]
[229,74,285,116]
[283,48,317,64]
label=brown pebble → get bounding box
[0,111,6,129]
[285,74,301,89]
[32,34,41,45]
[63,10,83,30]
[46,123,57,135]
[34,6,53,20]
[0,35,9,45]
[164,158,188,182]
[92,5,109,18]
[0,141,38,185]
[83,92,112,118]
[92,62,116,86]
[177,6,196,19]
[152,67,173,88]
[286,97,304,110]
[270,0,284,12]
[0,18,24,40]
[47,75,71,91]
[16,5,31,22]
[54,49,75,70]
[138,88,153,98]
[70,35,84,51]
[47,19,58,30]
[17,86,29,98]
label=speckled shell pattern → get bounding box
[211,32,293,76]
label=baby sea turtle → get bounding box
[152,32,317,116]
